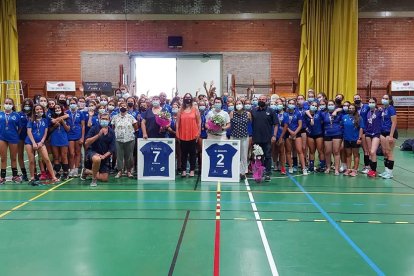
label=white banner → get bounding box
[391,81,414,91]
[137,138,175,181]
[46,81,76,92]
[393,96,414,107]
[201,139,240,183]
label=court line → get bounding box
[244,178,279,276]
[213,182,221,276]
[0,179,72,219]
[168,210,190,276]
[287,174,385,276]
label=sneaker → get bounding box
[350,170,357,177]
[22,174,29,182]
[343,169,350,176]
[240,174,246,180]
[367,170,377,178]
[324,169,330,174]
[334,171,340,176]
[339,165,345,173]
[293,166,298,172]
[361,168,369,174]
[288,167,294,174]
[127,172,134,178]
[382,172,393,179]
[28,179,40,186]
[115,171,122,179]
[302,169,308,176]
[0,178,6,185]
[72,168,79,178]
[90,179,97,187]
[60,173,69,181]
[46,171,52,180]
[80,168,87,181]
[378,171,386,177]
[12,176,22,183]
[39,171,48,180]
[265,175,271,182]
[280,167,286,175]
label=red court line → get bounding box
[213,182,221,276]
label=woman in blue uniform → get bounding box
[321,100,343,175]
[0,98,22,184]
[285,99,307,175]
[296,95,309,162]
[25,104,59,185]
[49,104,71,180]
[364,98,382,178]
[66,98,85,177]
[18,98,34,181]
[84,100,99,138]
[304,101,326,173]
[273,99,288,175]
[354,94,371,173]
[379,94,398,179]
[167,102,181,173]
[341,104,364,177]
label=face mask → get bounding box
[59,100,66,105]
[100,101,108,106]
[310,106,318,112]
[335,98,342,105]
[308,97,315,102]
[381,99,389,105]
[184,99,192,104]
[236,104,243,111]
[199,106,206,111]
[270,104,277,110]
[24,106,31,111]
[100,120,109,127]
[107,105,115,111]
[120,107,127,113]
[369,103,376,109]
[288,104,295,110]
[317,97,323,102]
[354,99,361,105]
[37,112,44,117]
[214,103,222,110]
[78,102,86,109]
[40,101,47,108]
[276,104,284,111]
[89,106,96,111]
[98,109,106,114]
[55,110,62,115]
[152,101,160,107]
[123,93,130,99]
[258,101,266,108]
[244,104,252,110]
[127,102,134,108]
[298,100,305,106]
[319,105,326,111]
[343,106,349,113]
[228,106,234,112]
[172,108,179,114]
[328,105,335,111]
[116,94,122,98]
[4,104,13,111]
[252,100,258,106]
[140,106,147,111]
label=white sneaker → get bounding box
[361,168,369,174]
[339,165,345,173]
[302,169,308,176]
[72,168,79,177]
[90,179,97,187]
[288,167,294,174]
[382,171,393,179]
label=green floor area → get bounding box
[1,130,414,275]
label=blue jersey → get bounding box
[66,110,84,141]
[365,109,382,136]
[49,119,69,146]
[286,110,302,132]
[200,111,208,139]
[342,114,363,142]
[84,112,99,136]
[358,104,370,130]
[381,106,396,133]
[140,141,173,177]
[168,117,177,138]
[161,104,172,114]
[305,111,324,136]
[206,143,237,178]
[0,111,21,144]
[19,112,30,140]
[128,109,139,119]
[297,107,308,129]
[276,112,289,139]
[322,112,343,137]
[25,118,48,145]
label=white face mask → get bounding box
[4,104,13,111]
[236,104,243,111]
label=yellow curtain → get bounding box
[298,0,358,101]
[0,0,20,108]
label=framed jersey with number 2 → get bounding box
[201,139,240,183]
[137,138,176,181]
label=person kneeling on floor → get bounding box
[81,113,115,187]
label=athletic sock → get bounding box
[12,168,18,177]
[364,155,370,167]
[370,161,377,171]
[1,169,6,179]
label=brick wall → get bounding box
[18,18,414,98]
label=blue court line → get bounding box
[287,174,385,276]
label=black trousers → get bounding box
[180,139,197,171]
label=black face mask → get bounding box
[184,99,192,104]
[140,106,146,111]
[335,98,342,105]
[120,107,127,113]
[354,100,361,105]
[127,102,134,108]
[258,101,266,108]
[59,100,66,105]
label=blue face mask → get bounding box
[343,106,349,113]
[244,104,252,110]
[100,120,109,127]
[328,105,335,111]
[288,104,295,110]
[214,103,222,110]
[70,104,77,110]
[276,104,284,111]
[270,104,277,110]
[319,105,326,111]
[381,99,389,105]
[228,106,234,112]
[252,100,258,106]
[310,105,318,112]
[152,100,160,107]
[172,108,179,114]
[369,103,376,109]
[198,106,206,111]
[308,97,315,102]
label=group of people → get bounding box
[0,87,397,186]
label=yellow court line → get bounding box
[0,179,72,219]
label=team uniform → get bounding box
[205,143,237,178]
[0,111,21,144]
[140,141,173,177]
[25,118,48,145]
[321,112,343,140]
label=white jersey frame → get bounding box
[137,138,176,181]
[201,139,240,183]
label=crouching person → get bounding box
[81,113,115,187]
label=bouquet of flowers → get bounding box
[251,144,265,183]
[155,111,171,127]
[207,114,225,132]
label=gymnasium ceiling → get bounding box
[16,0,414,14]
